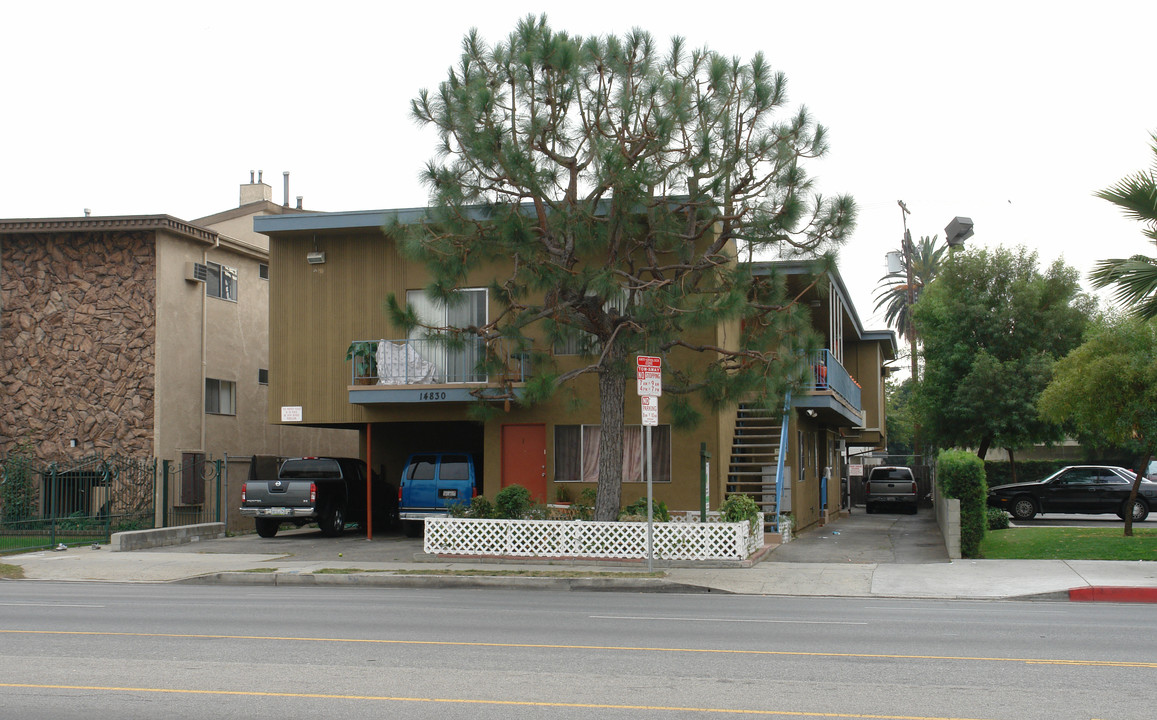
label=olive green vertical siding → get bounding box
[269,230,410,425]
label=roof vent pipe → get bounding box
[283,171,290,207]
[258,170,263,183]
[249,170,255,184]
[296,196,303,210]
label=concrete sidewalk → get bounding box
[4,513,1156,601]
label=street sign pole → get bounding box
[646,423,653,573]
[636,355,661,573]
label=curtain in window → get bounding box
[581,426,601,484]
[554,426,581,482]
[555,425,671,483]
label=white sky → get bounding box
[4,1,1155,328]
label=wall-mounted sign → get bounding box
[281,406,303,422]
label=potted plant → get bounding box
[345,341,378,385]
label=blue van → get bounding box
[398,452,477,537]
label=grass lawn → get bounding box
[981,526,1157,561]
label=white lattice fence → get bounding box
[423,514,764,561]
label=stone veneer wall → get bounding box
[1,231,156,459]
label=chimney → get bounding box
[283,171,290,207]
[240,170,272,206]
[296,195,303,210]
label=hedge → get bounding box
[937,450,988,558]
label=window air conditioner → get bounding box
[185,262,208,283]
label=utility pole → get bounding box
[898,200,921,468]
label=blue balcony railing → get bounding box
[350,338,529,386]
[807,349,861,410]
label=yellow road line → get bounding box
[1,629,1154,669]
[0,682,992,719]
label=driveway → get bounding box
[770,507,949,564]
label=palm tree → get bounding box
[873,234,947,341]
[1091,131,1157,320]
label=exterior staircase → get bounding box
[725,404,783,532]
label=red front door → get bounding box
[501,424,547,502]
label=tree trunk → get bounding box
[976,435,991,461]
[1124,450,1153,538]
[593,343,627,522]
[1007,448,1016,484]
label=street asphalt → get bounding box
[4,508,1156,601]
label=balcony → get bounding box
[348,338,529,404]
[795,349,864,426]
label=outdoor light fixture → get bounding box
[945,216,975,247]
[306,251,326,265]
[806,409,818,418]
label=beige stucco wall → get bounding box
[153,229,211,461]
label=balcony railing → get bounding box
[807,349,861,410]
[350,338,529,386]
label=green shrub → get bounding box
[572,488,597,521]
[494,484,533,519]
[986,507,1010,531]
[1,452,38,523]
[449,496,496,519]
[937,450,988,557]
[720,493,761,533]
[619,497,670,522]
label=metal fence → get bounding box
[0,454,156,552]
[159,455,223,527]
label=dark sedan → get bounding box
[988,465,1156,522]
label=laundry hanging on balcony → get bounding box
[376,340,437,385]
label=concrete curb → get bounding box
[179,571,721,593]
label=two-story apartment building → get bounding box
[255,206,894,533]
[0,175,357,529]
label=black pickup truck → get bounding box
[240,456,397,538]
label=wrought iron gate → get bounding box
[0,454,156,552]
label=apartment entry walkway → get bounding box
[770,509,950,564]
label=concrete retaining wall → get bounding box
[935,496,961,559]
[110,523,226,552]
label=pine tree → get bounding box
[396,15,855,519]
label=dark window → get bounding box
[206,261,238,301]
[279,458,342,479]
[554,425,670,483]
[258,263,269,280]
[439,456,470,480]
[406,455,438,481]
[258,368,269,385]
[205,378,236,415]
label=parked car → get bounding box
[864,466,919,514]
[240,457,398,538]
[398,452,478,537]
[987,465,1155,522]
